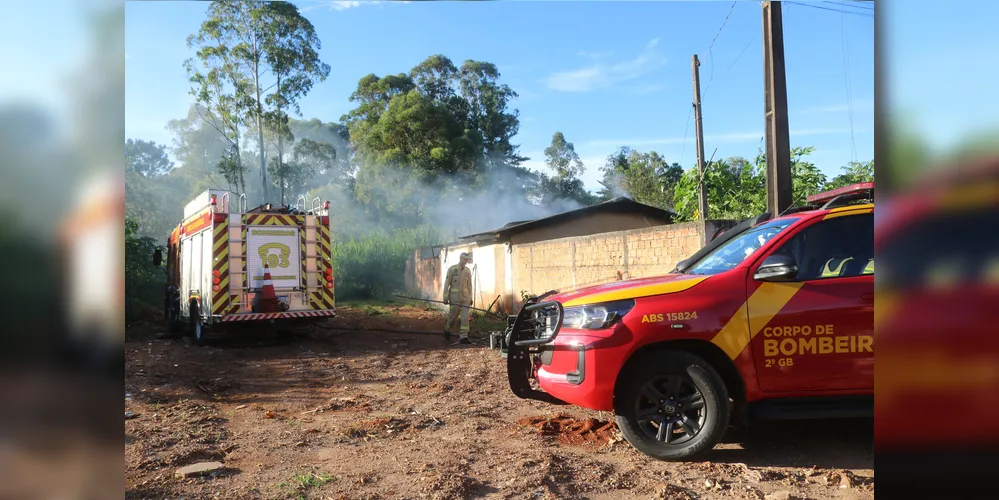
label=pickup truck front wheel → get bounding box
[615,351,730,461]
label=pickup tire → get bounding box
[614,351,730,461]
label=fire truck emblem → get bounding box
[258,242,291,269]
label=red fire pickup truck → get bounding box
[507,183,874,460]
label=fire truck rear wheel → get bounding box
[614,351,730,461]
[167,302,181,334]
[190,303,207,346]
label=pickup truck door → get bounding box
[748,211,875,393]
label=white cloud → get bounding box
[513,86,540,103]
[301,1,410,12]
[583,132,760,149]
[791,127,870,136]
[331,1,362,10]
[545,38,667,92]
[581,128,868,149]
[519,154,608,191]
[798,97,874,114]
[576,50,614,59]
[627,83,666,95]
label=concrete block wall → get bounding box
[405,247,443,301]
[511,220,735,307]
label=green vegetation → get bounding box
[332,225,449,302]
[276,469,333,499]
[125,218,164,325]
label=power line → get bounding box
[703,1,738,90]
[838,1,859,162]
[785,1,873,18]
[686,1,737,167]
[707,31,757,97]
[823,1,874,11]
[679,104,693,167]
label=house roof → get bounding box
[450,197,676,246]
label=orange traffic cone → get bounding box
[256,264,282,313]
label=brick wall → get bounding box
[511,220,735,306]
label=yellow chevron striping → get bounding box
[710,282,805,360]
[561,277,709,307]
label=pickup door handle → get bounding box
[860,293,874,303]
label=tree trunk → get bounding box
[235,125,245,195]
[277,73,285,205]
[252,32,268,201]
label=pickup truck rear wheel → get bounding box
[615,351,730,461]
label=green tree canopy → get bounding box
[671,146,864,221]
[342,55,533,225]
[598,147,683,211]
[539,131,596,206]
[186,0,329,202]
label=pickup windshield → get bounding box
[686,219,795,275]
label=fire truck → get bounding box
[60,170,124,361]
[155,190,336,345]
[505,183,874,460]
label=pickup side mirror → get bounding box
[754,254,798,282]
[153,248,163,267]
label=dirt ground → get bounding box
[125,303,874,500]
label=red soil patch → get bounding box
[518,414,619,446]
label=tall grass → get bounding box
[332,225,449,301]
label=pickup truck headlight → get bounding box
[561,299,635,330]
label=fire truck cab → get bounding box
[156,190,337,345]
[506,183,874,460]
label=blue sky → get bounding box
[122,0,877,191]
[880,0,999,150]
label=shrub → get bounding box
[332,225,447,302]
[125,217,164,326]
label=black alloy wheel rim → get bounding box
[633,375,707,445]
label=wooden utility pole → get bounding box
[692,55,709,220]
[762,1,793,215]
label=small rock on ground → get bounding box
[764,492,806,500]
[175,461,224,478]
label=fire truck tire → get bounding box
[167,301,182,334]
[614,351,730,461]
[190,303,207,346]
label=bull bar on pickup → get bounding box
[505,291,570,405]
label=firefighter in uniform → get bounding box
[442,252,473,344]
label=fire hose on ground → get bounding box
[392,294,507,320]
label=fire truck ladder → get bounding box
[233,193,248,310]
[299,195,317,306]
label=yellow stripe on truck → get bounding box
[823,206,873,220]
[561,276,709,308]
[937,182,999,211]
[711,282,804,360]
